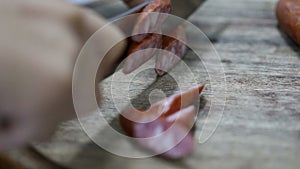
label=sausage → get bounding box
[119,84,205,159]
[276,0,300,45]
[156,84,204,117]
[123,34,162,74]
[160,125,194,160]
[156,24,187,76]
[119,84,204,135]
[119,106,195,159]
[131,0,171,42]
[166,105,196,130]
[134,118,195,159]
[119,105,197,137]
[122,0,172,74]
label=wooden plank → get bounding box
[9,0,300,169]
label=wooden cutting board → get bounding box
[10,0,300,169]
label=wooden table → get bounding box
[10,0,300,168]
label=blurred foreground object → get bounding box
[276,0,300,46]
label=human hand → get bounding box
[0,0,126,151]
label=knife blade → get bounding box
[70,0,153,22]
[171,0,206,19]
[108,0,153,22]
[71,0,206,20]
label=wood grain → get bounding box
[9,0,300,169]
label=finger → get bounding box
[0,126,29,152]
[65,7,128,114]
[10,0,127,74]
[6,0,105,41]
[71,8,107,41]
[72,8,128,80]
[0,112,30,151]
[0,114,56,151]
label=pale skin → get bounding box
[0,0,127,151]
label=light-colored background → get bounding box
[10,0,300,168]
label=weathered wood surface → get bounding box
[10,0,300,168]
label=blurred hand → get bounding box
[0,0,126,151]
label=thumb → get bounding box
[70,7,128,114]
[72,8,127,80]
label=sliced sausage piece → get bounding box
[118,84,205,159]
[156,24,187,76]
[276,0,300,45]
[156,84,204,117]
[120,114,194,159]
[134,119,194,159]
[119,107,161,137]
[166,105,196,130]
[131,0,171,42]
[119,104,196,137]
[119,84,204,136]
[123,34,162,74]
[160,127,194,160]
